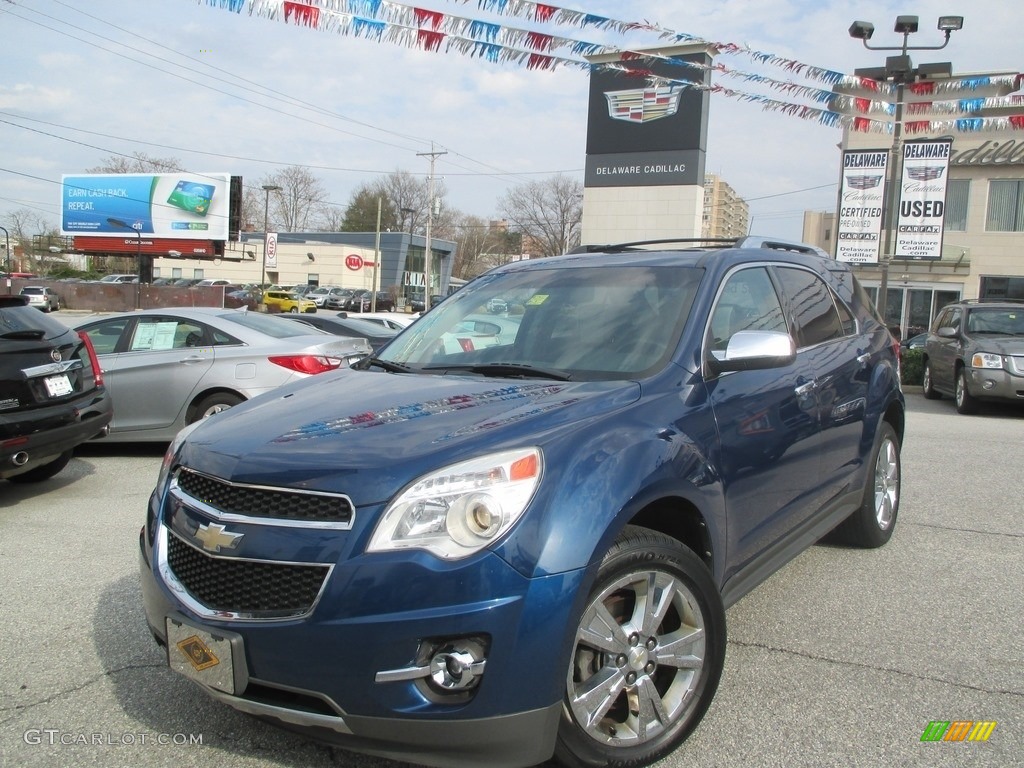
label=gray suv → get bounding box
[922,299,1024,413]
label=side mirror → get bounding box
[937,326,957,338]
[708,330,797,374]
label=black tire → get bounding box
[554,526,726,768]
[831,422,900,548]
[289,306,299,313]
[191,393,243,423]
[955,368,979,414]
[8,450,73,483]
[921,362,940,399]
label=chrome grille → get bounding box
[166,532,329,618]
[176,468,353,524]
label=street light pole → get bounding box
[261,185,281,299]
[417,148,446,312]
[848,15,962,326]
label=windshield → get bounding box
[966,308,1024,335]
[378,265,702,380]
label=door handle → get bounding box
[794,380,817,397]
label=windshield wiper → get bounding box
[359,357,414,373]
[422,363,572,381]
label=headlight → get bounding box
[971,352,1003,370]
[367,448,542,560]
[155,420,202,491]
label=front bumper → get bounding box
[965,366,1024,402]
[139,505,581,767]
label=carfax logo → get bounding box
[920,720,997,742]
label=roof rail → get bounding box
[570,238,737,254]
[733,237,830,258]
[960,297,1024,305]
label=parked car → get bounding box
[351,311,416,330]
[1,295,112,482]
[224,289,261,311]
[322,288,356,311]
[921,298,1024,413]
[276,312,399,352]
[899,332,927,352]
[140,237,904,768]
[19,286,61,312]
[408,293,444,313]
[344,289,395,312]
[486,296,509,314]
[306,285,346,308]
[72,308,370,442]
[173,278,204,287]
[96,274,138,284]
[262,290,317,314]
[195,278,234,287]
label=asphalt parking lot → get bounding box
[1,393,1021,768]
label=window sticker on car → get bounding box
[132,322,179,351]
[526,294,549,305]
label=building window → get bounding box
[980,276,1024,300]
[985,179,1024,232]
[945,179,969,231]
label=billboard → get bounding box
[836,149,888,264]
[61,173,231,241]
[895,139,953,260]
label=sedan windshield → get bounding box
[378,265,701,380]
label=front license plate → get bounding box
[166,618,235,694]
[44,374,73,397]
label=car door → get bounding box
[82,315,215,434]
[773,265,869,506]
[928,306,962,393]
[704,265,824,578]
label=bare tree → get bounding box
[449,214,521,279]
[259,166,330,232]
[3,208,57,271]
[87,152,185,174]
[497,174,583,257]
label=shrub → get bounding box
[901,349,924,386]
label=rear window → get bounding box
[214,310,330,339]
[0,299,70,340]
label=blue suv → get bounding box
[140,237,905,768]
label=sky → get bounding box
[1,0,1021,244]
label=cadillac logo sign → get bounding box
[906,166,946,181]
[845,175,882,190]
[604,85,684,124]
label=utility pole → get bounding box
[417,146,446,312]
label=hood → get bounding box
[974,337,1024,356]
[179,369,641,505]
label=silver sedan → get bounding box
[73,307,370,441]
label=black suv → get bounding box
[1,296,112,482]
[922,298,1024,413]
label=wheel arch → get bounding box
[185,387,246,423]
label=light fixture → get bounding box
[848,21,874,40]
[307,252,315,262]
[893,15,919,34]
[937,16,963,32]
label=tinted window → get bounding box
[775,267,844,347]
[709,267,787,353]
[218,310,328,338]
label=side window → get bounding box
[709,267,787,353]
[80,318,131,355]
[948,308,962,332]
[775,267,844,348]
[128,319,204,351]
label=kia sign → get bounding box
[265,233,278,269]
[345,254,364,271]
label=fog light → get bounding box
[983,380,996,390]
[375,635,489,694]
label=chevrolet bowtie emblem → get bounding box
[194,522,243,553]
